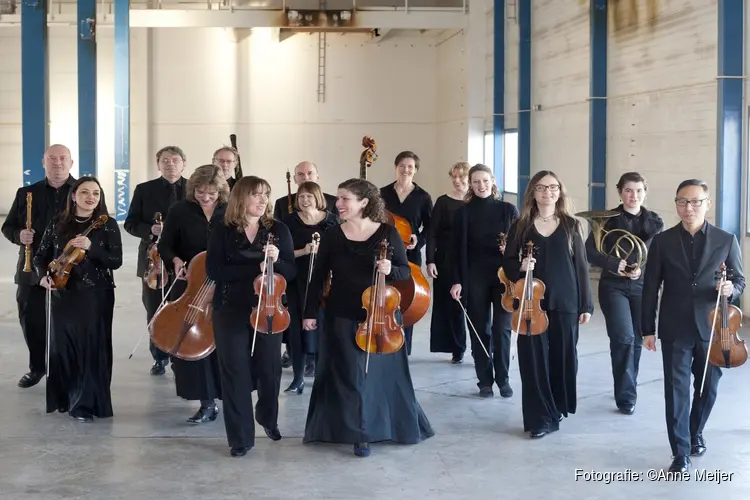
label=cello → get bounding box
[356,238,404,374]
[496,232,515,313]
[149,251,216,361]
[511,241,548,336]
[250,233,291,353]
[48,215,109,289]
[357,135,431,328]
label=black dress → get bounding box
[157,200,225,405]
[426,194,466,355]
[206,218,296,451]
[503,219,593,435]
[282,210,341,384]
[302,224,434,451]
[33,216,123,419]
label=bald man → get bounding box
[2,144,76,388]
[272,161,337,221]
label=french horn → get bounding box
[576,210,648,275]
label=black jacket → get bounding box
[273,192,337,221]
[123,176,187,277]
[1,176,76,286]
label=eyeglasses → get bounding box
[534,184,560,193]
[675,198,708,207]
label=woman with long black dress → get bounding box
[448,164,518,398]
[206,176,296,457]
[380,151,433,355]
[36,176,122,422]
[502,170,593,438]
[282,181,340,393]
[584,172,663,415]
[426,162,469,363]
[302,178,434,458]
[157,165,228,424]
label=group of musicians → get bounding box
[2,143,745,472]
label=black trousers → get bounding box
[465,265,511,389]
[598,280,642,407]
[286,282,322,381]
[213,308,282,449]
[661,336,721,457]
[517,311,579,433]
[16,284,47,374]
[141,281,169,363]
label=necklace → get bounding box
[537,213,556,222]
[75,215,92,223]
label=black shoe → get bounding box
[353,442,371,457]
[284,379,304,394]
[530,430,547,439]
[498,382,513,398]
[478,386,494,398]
[230,446,250,457]
[264,426,282,441]
[281,350,292,369]
[557,414,564,422]
[304,362,316,378]
[451,352,464,364]
[668,455,690,473]
[187,404,219,424]
[618,404,635,415]
[69,409,94,422]
[150,360,168,376]
[17,372,43,388]
[691,435,706,457]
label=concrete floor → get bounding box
[0,226,749,499]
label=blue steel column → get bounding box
[493,0,505,193]
[21,0,49,185]
[716,0,743,240]
[517,0,531,205]
[589,0,607,210]
[78,0,97,176]
[114,0,131,221]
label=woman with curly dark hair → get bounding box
[301,178,434,457]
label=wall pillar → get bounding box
[517,0,531,205]
[21,0,49,185]
[589,0,607,210]
[493,0,505,192]
[114,0,131,220]
[78,0,97,177]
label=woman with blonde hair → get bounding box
[426,162,470,363]
[157,164,230,424]
[502,170,593,438]
[206,175,296,457]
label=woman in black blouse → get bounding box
[503,171,594,438]
[282,181,340,393]
[380,151,433,355]
[206,176,296,457]
[157,165,229,424]
[35,176,122,422]
[302,178,434,458]
[426,162,469,363]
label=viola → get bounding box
[250,233,291,336]
[496,232,515,313]
[511,240,548,335]
[707,263,747,369]
[149,251,216,361]
[143,212,164,290]
[48,215,109,289]
[356,239,404,370]
[357,135,431,328]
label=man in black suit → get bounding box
[2,144,76,388]
[212,146,239,190]
[642,179,745,474]
[124,146,188,375]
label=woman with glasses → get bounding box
[584,172,663,416]
[502,171,593,438]
[448,164,519,398]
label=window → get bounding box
[484,130,519,194]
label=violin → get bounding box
[496,232,515,313]
[250,233,291,336]
[356,239,404,367]
[48,215,109,289]
[357,135,431,328]
[143,212,164,290]
[511,241,548,335]
[149,251,216,361]
[707,263,747,369]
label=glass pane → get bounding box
[504,130,518,194]
[483,131,494,173]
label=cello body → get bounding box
[149,251,216,361]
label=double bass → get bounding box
[149,251,216,361]
[48,215,109,289]
[250,234,291,352]
[357,135,431,328]
[511,241,548,335]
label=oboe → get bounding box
[23,192,32,272]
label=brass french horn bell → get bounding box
[576,210,648,275]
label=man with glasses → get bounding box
[641,179,745,474]
[212,146,239,190]
[124,146,188,376]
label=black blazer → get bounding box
[642,222,745,342]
